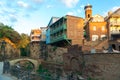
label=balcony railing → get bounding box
[31,39,40,42]
[110,22,120,26]
[50,34,67,43]
[110,30,120,34]
[30,34,40,37]
[50,24,67,34]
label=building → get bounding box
[105,8,120,40]
[84,4,92,21]
[84,4,107,41]
[30,29,42,58]
[30,29,42,42]
[40,27,47,41]
[46,28,50,44]
[46,17,60,44]
[105,8,120,51]
[46,15,84,46]
[82,4,109,52]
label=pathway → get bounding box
[0,62,17,80]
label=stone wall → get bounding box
[30,42,67,63]
[40,45,120,80]
[47,45,67,63]
[30,42,40,59]
[29,43,120,80]
[0,43,20,60]
[6,43,20,58]
[83,53,120,80]
[63,53,120,80]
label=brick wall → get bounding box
[66,15,84,45]
[90,22,107,40]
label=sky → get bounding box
[0,0,120,35]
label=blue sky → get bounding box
[0,0,120,35]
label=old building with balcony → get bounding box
[30,29,41,59]
[46,17,60,44]
[46,15,84,47]
[45,4,119,52]
[105,8,120,40]
[30,29,41,42]
[105,8,120,51]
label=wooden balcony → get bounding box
[50,34,67,43]
[50,24,67,34]
[110,22,120,26]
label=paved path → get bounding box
[0,62,17,80]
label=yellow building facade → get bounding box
[30,29,42,42]
[105,8,120,40]
[105,8,120,51]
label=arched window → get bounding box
[112,44,116,50]
[88,14,90,18]
[119,46,120,51]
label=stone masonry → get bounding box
[63,45,120,80]
[30,42,40,59]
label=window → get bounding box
[92,35,98,41]
[101,35,106,40]
[32,36,34,39]
[117,18,120,23]
[93,26,96,31]
[88,14,90,18]
[102,26,105,31]
[114,18,117,23]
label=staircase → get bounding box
[94,39,108,51]
[82,39,109,53]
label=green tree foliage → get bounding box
[0,23,31,57]
[20,48,27,56]
[37,64,52,80]
[18,33,30,56]
[0,23,21,44]
[20,45,30,56]
[18,33,30,48]
[0,23,32,58]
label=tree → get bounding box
[18,33,30,56]
[0,23,31,57]
[0,24,21,44]
[18,33,30,48]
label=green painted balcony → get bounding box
[50,24,67,34]
[50,34,67,43]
